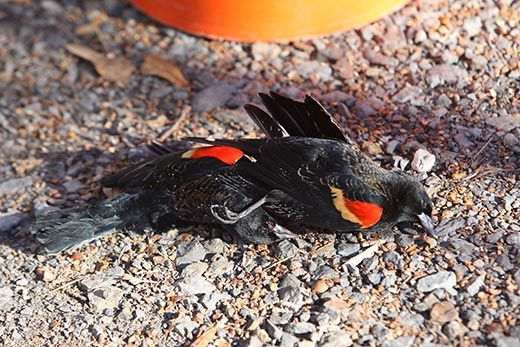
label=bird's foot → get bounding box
[267,220,298,239]
[211,195,268,224]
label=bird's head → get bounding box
[390,171,435,234]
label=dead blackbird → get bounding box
[31,92,434,253]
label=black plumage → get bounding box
[31,92,434,253]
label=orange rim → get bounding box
[131,0,409,42]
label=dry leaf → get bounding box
[189,324,218,347]
[65,43,134,83]
[141,54,189,87]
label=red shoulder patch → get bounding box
[343,199,383,228]
[182,146,244,165]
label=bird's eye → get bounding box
[422,200,432,214]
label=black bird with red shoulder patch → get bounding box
[31,92,435,253]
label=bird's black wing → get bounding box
[187,137,381,199]
[185,137,351,199]
[246,92,353,143]
[185,136,386,228]
[243,104,289,138]
[101,151,232,190]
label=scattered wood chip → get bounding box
[311,278,334,294]
[141,54,189,87]
[34,267,56,282]
[75,11,108,36]
[15,158,43,175]
[189,323,218,347]
[65,43,134,83]
[345,240,383,267]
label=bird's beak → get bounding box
[417,213,436,235]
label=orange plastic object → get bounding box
[131,0,409,42]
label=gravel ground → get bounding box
[0,0,519,346]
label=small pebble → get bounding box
[503,133,518,148]
[430,301,459,323]
[411,149,436,173]
[417,271,457,293]
[34,267,56,282]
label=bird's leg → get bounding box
[266,220,298,239]
[224,195,268,220]
[211,195,268,224]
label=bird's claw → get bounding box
[223,208,240,220]
[267,220,298,239]
[211,195,268,225]
[210,205,241,224]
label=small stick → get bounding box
[49,275,88,293]
[117,244,129,264]
[469,133,494,168]
[158,106,191,142]
[264,250,303,271]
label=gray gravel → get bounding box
[0,0,519,346]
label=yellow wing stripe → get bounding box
[330,187,362,224]
[330,187,383,228]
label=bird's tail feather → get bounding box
[31,193,149,254]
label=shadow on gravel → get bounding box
[1,141,240,255]
[0,216,38,254]
[1,148,116,255]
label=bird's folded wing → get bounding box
[101,151,232,189]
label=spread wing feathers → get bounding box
[246,91,352,143]
[243,104,289,138]
[142,91,353,156]
[101,152,228,189]
[258,92,311,137]
[302,95,353,144]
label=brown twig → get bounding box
[158,106,191,142]
[189,322,219,347]
[49,275,88,293]
[469,132,495,168]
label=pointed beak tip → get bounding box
[418,213,436,236]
